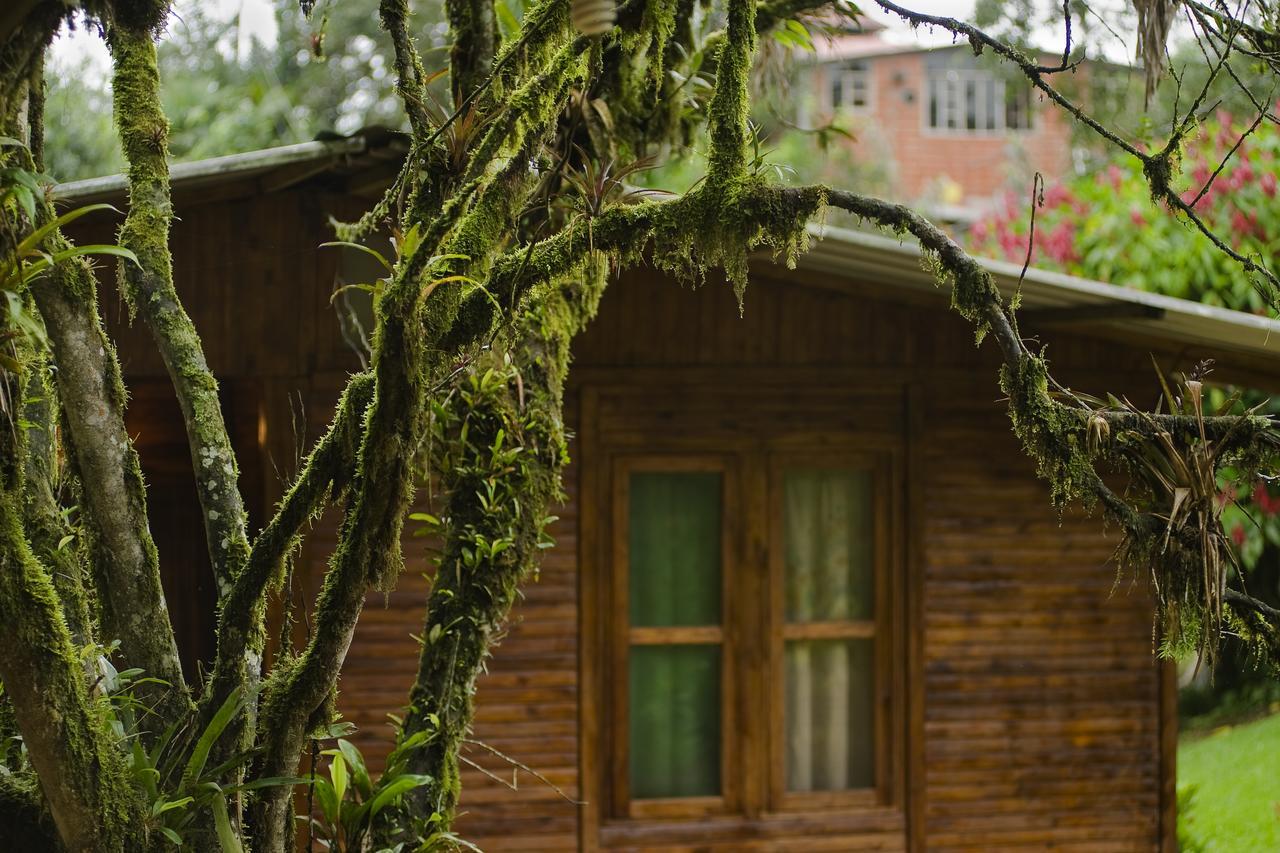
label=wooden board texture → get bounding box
[102,187,1174,852]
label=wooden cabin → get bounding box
[60,132,1280,851]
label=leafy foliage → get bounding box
[45,0,451,181]
[303,737,431,853]
[971,110,1280,312]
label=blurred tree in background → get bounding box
[44,0,447,181]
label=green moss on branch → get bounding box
[109,25,250,603]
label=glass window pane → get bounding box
[785,638,875,792]
[628,471,722,627]
[629,644,721,798]
[783,469,874,622]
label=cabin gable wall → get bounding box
[93,185,1170,851]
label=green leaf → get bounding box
[330,750,348,806]
[159,827,183,847]
[495,1,520,38]
[180,688,242,792]
[57,534,75,551]
[367,773,432,818]
[319,240,393,273]
[16,203,122,259]
[338,739,373,800]
[151,796,194,818]
[210,792,245,853]
[313,777,339,823]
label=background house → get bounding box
[60,134,1280,850]
[796,17,1111,216]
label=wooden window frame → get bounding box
[602,446,902,827]
[767,452,895,812]
[607,455,741,821]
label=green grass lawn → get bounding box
[1179,712,1280,851]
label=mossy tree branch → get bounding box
[29,253,189,730]
[446,0,498,105]
[107,25,250,605]
[198,372,373,761]
[375,258,610,842]
[706,0,755,184]
[20,356,93,648]
[0,397,142,853]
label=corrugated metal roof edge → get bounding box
[54,136,367,203]
[798,223,1280,360]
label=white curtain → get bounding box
[784,470,875,792]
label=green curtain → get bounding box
[629,645,721,798]
[628,471,721,627]
[627,471,723,798]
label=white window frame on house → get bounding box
[828,60,872,114]
[924,68,1032,134]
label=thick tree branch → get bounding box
[30,255,189,727]
[1226,587,1280,624]
[108,26,250,603]
[249,71,575,844]
[379,0,434,138]
[0,468,142,852]
[706,0,756,184]
[199,372,373,752]
[446,0,498,106]
[376,259,609,842]
[20,357,93,648]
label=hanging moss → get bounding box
[376,259,609,843]
[999,353,1097,509]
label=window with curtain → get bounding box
[608,452,892,820]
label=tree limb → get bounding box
[446,0,498,106]
[0,481,142,852]
[19,355,93,648]
[376,259,609,843]
[198,372,373,756]
[108,25,250,603]
[30,255,190,728]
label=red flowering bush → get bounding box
[971,111,1280,568]
[970,110,1280,312]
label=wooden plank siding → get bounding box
[90,179,1176,851]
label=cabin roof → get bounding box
[55,133,1280,378]
[801,225,1280,373]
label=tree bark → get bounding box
[0,491,142,853]
[30,256,189,729]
